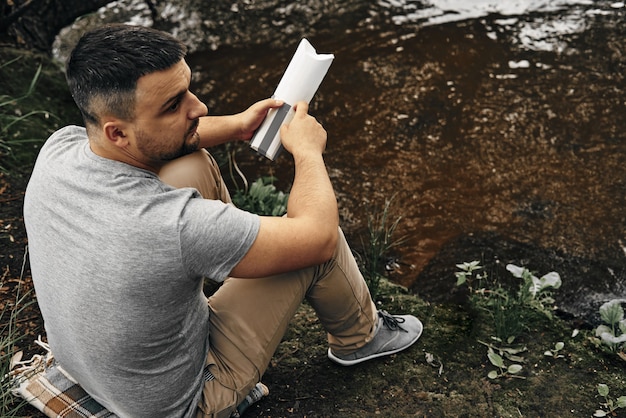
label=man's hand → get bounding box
[280,101,327,158]
[197,98,283,147]
[236,98,285,141]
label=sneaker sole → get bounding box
[327,320,423,366]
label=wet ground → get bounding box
[182,1,626,323]
[54,0,626,322]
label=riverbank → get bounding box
[1,47,625,417]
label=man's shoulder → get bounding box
[49,125,87,143]
[38,125,87,155]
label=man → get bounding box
[24,24,422,418]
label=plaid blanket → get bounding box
[10,338,268,417]
[9,337,116,418]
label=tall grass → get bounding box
[0,247,34,416]
[358,197,405,301]
[0,57,54,174]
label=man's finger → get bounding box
[293,101,309,116]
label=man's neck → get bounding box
[89,139,161,173]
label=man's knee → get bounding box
[158,150,229,201]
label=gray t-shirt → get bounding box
[23,126,260,417]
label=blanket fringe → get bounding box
[7,335,54,390]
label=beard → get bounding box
[136,119,200,162]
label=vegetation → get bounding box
[0,250,32,416]
[455,261,561,343]
[0,49,81,175]
[231,176,289,217]
[356,197,404,302]
[593,299,626,357]
[453,261,566,384]
[0,58,51,174]
[594,383,626,417]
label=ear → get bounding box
[103,120,132,148]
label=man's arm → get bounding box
[230,101,339,278]
[196,98,284,148]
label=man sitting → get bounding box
[24,24,423,417]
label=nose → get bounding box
[189,93,208,119]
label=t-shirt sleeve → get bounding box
[179,198,260,282]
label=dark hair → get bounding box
[66,24,187,127]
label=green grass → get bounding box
[0,48,81,175]
[356,196,405,301]
[0,251,34,416]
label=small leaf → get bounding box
[593,410,607,417]
[501,345,527,355]
[596,325,613,337]
[504,354,526,363]
[598,383,610,397]
[487,350,504,368]
[455,272,467,286]
[600,332,626,345]
[572,329,580,338]
[487,370,499,379]
[507,364,523,374]
[506,264,525,278]
[616,396,626,408]
[544,350,553,356]
[599,300,625,325]
[538,271,562,290]
[555,342,565,350]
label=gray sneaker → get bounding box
[327,310,423,366]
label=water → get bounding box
[56,0,626,322]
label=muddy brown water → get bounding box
[57,1,626,323]
[186,5,626,323]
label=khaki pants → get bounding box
[159,150,377,418]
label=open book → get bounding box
[250,38,334,160]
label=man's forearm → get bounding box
[288,152,339,234]
[196,115,243,148]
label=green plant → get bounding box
[485,347,524,380]
[358,197,404,302]
[0,247,33,415]
[594,299,626,356]
[487,286,526,341]
[505,264,562,320]
[454,261,485,293]
[594,383,626,417]
[0,58,54,173]
[544,341,565,359]
[231,176,289,216]
[454,262,562,342]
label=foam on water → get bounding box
[377,0,624,52]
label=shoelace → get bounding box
[378,310,408,333]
